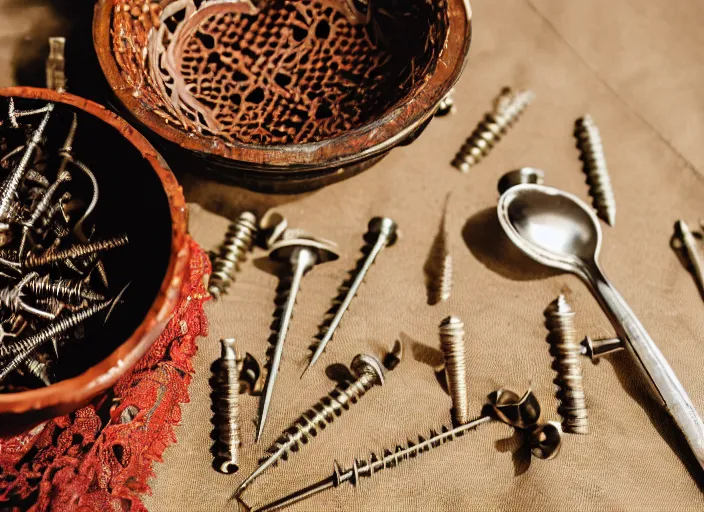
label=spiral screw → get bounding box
[439,316,469,426]
[304,217,398,374]
[23,234,129,269]
[214,338,241,474]
[208,212,258,300]
[545,295,588,434]
[451,88,534,172]
[235,354,384,496]
[26,275,105,304]
[574,115,616,226]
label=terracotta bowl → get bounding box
[92,0,472,192]
[0,87,189,437]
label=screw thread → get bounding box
[22,357,51,386]
[451,88,534,172]
[0,300,111,377]
[439,316,469,425]
[24,234,129,268]
[575,115,616,226]
[26,275,105,304]
[436,253,453,303]
[214,338,241,474]
[546,295,588,434]
[208,212,258,299]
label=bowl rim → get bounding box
[0,87,189,417]
[92,0,473,171]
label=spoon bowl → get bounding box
[498,184,600,274]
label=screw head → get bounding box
[366,217,398,246]
[497,167,545,195]
[269,237,340,265]
[350,354,385,385]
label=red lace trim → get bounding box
[0,237,210,511]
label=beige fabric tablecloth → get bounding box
[142,1,704,510]
[4,0,704,510]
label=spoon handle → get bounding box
[585,265,704,469]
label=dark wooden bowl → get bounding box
[92,0,472,192]
[0,87,189,436]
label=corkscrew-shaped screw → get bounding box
[245,388,561,512]
[209,212,258,300]
[235,354,385,497]
[23,234,129,268]
[0,272,54,320]
[25,274,105,304]
[574,115,616,226]
[214,338,242,474]
[303,217,398,374]
[256,235,339,442]
[451,88,534,172]
[545,295,588,434]
[439,316,469,425]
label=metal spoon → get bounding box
[497,184,704,469]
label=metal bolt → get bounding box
[574,115,616,226]
[580,336,624,362]
[214,338,241,474]
[236,354,384,497]
[439,316,469,426]
[451,88,534,172]
[497,167,545,195]
[545,295,588,434]
[303,217,398,375]
[23,234,129,269]
[208,211,258,299]
[256,235,339,442]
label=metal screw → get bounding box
[46,37,67,93]
[439,316,469,426]
[26,274,105,304]
[214,338,241,474]
[256,235,339,442]
[0,105,55,229]
[236,354,384,497]
[451,88,534,172]
[22,357,52,386]
[497,167,545,195]
[545,295,588,435]
[574,115,616,226]
[303,217,398,375]
[435,88,456,117]
[580,336,624,362]
[23,234,129,268]
[208,212,258,300]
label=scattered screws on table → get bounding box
[242,388,559,512]
[451,87,534,172]
[235,354,385,497]
[304,217,398,375]
[580,336,624,362]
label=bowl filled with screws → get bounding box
[93,0,472,192]
[0,87,189,435]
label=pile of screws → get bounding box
[0,99,130,391]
